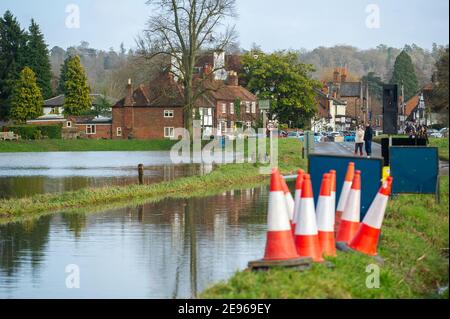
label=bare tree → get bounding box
[137,0,237,133]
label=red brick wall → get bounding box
[76,124,112,139]
[112,106,184,140]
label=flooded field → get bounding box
[0,185,277,299]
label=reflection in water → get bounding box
[0,164,213,199]
[0,185,272,299]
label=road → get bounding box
[313,141,382,158]
[311,141,448,176]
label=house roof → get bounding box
[68,115,112,124]
[405,95,420,117]
[114,72,256,109]
[44,94,116,107]
[204,80,257,102]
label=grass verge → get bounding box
[0,139,306,224]
[201,177,449,299]
[0,139,178,152]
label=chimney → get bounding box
[341,68,347,83]
[228,71,238,86]
[203,63,213,77]
[333,68,340,83]
[124,78,134,106]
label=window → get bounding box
[246,121,252,129]
[222,103,227,114]
[86,125,96,135]
[116,127,122,137]
[164,110,174,118]
[230,103,235,114]
[164,127,175,138]
[66,121,72,128]
[245,102,251,113]
[251,102,256,114]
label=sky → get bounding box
[0,0,448,52]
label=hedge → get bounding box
[4,125,62,140]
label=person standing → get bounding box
[364,123,374,158]
[354,125,364,156]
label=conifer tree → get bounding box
[390,50,419,101]
[0,10,27,120]
[63,56,92,115]
[9,67,44,123]
[23,19,52,99]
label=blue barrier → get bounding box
[390,147,439,195]
[308,154,383,219]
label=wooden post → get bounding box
[138,164,144,185]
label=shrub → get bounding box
[4,125,62,140]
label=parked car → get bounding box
[427,129,440,137]
[278,130,288,138]
[287,131,301,139]
[299,132,322,143]
[344,132,356,142]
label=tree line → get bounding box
[1,5,448,127]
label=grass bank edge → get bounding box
[0,139,178,152]
[200,176,449,299]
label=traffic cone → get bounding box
[264,168,299,261]
[349,177,393,256]
[280,172,295,229]
[336,170,362,244]
[294,174,324,262]
[316,173,336,257]
[329,169,337,216]
[336,162,355,232]
[292,169,305,235]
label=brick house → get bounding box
[26,114,112,139]
[112,74,187,140]
[112,58,259,140]
[316,68,383,130]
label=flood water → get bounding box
[0,152,213,199]
[0,186,272,299]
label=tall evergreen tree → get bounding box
[63,56,92,115]
[431,47,449,122]
[390,50,419,101]
[57,56,70,95]
[9,67,43,123]
[0,10,27,120]
[23,19,52,99]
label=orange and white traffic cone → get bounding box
[264,168,299,261]
[335,162,355,232]
[336,170,362,244]
[316,173,336,257]
[294,174,324,262]
[349,177,393,256]
[280,172,295,229]
[292,169,305,235]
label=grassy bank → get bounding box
[430,138,449,161]
[0,139,306,224]
[373,135,449,161]
[201,177,449,299]
[0,139,178,152]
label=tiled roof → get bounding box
[204,80,257,102]
[115,73,256,109]
[44,94,115,107]
[405,95,420,117]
